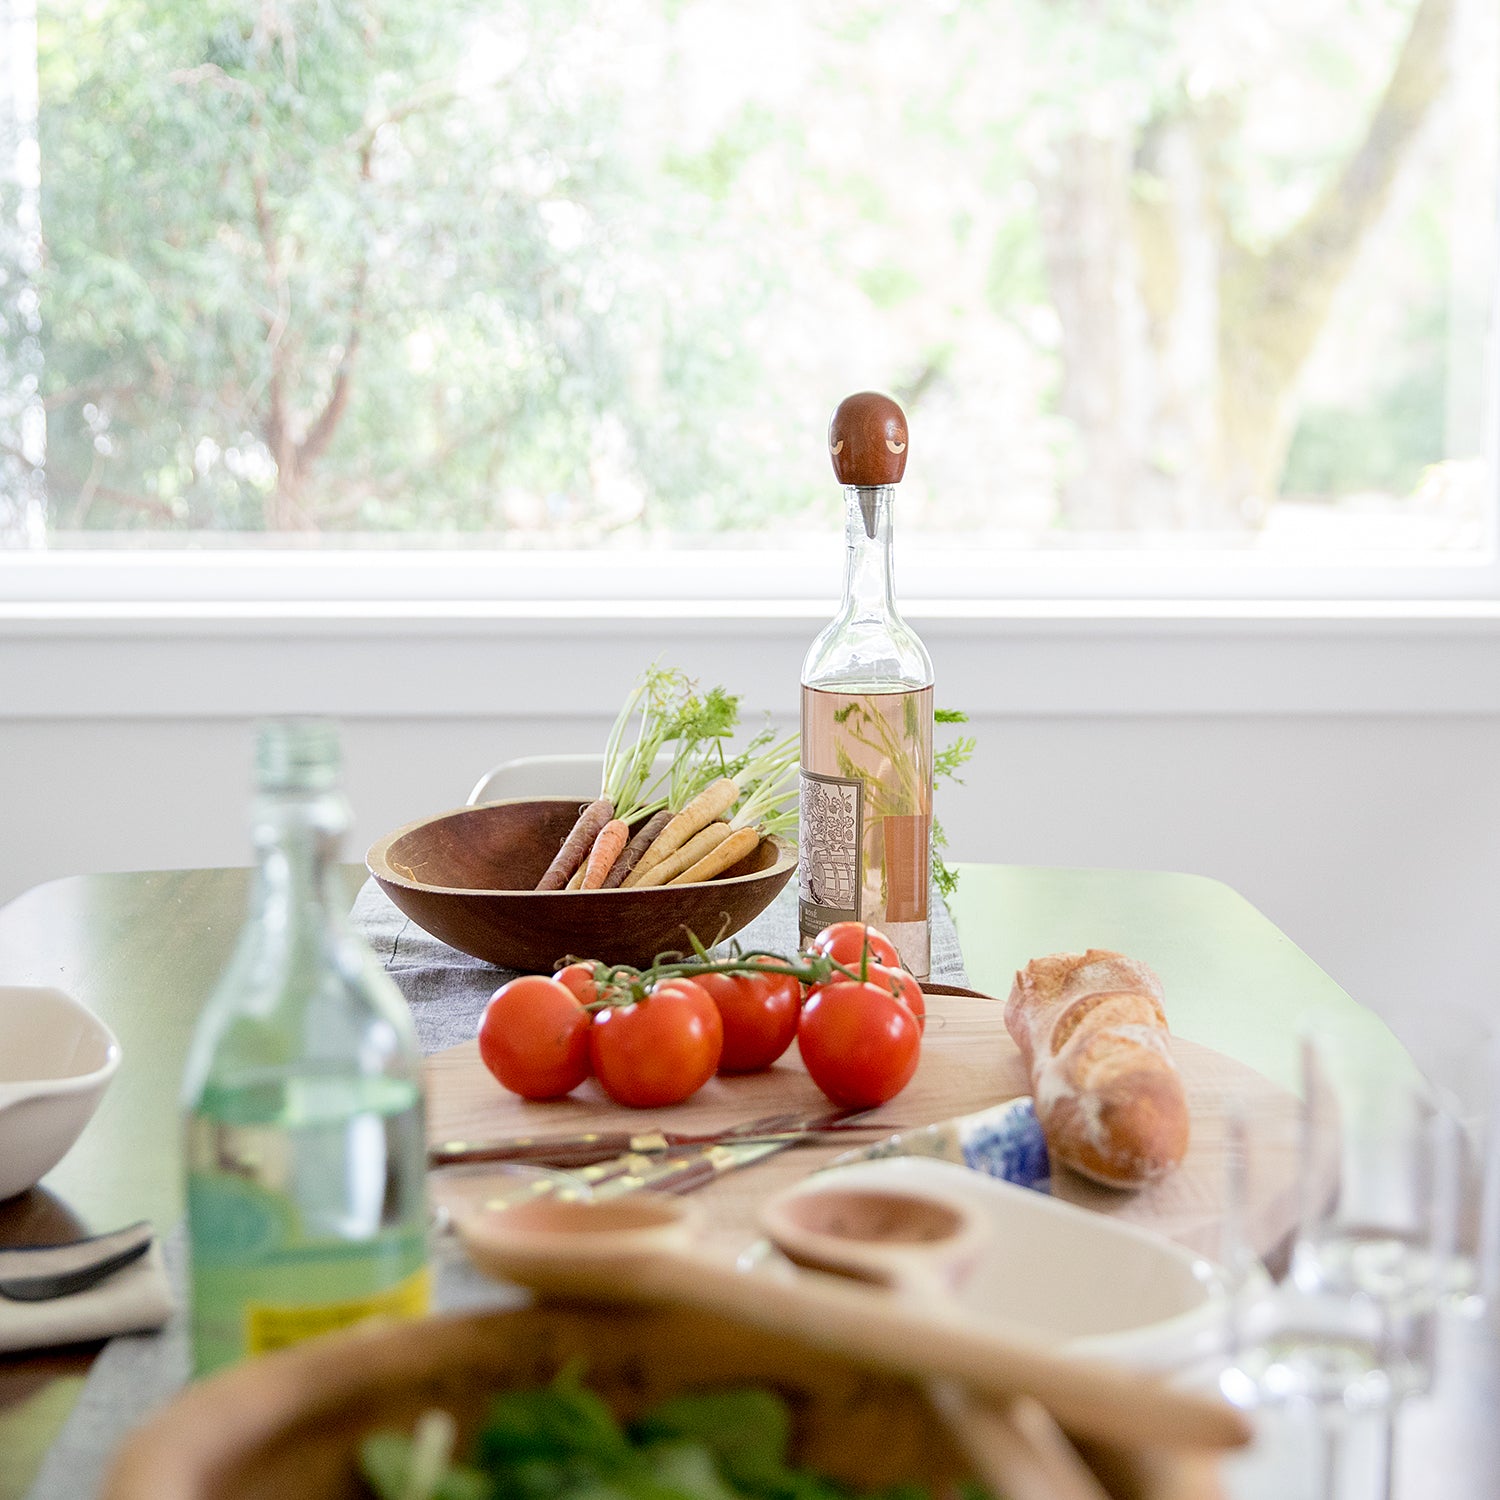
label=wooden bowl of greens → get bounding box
[367,797,795,972]
[103,1302,980,1500]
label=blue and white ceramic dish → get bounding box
[828,1096,1052,1192]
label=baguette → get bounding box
[1005,949,1188,1188]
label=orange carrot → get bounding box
[536,797,614,891]
[581,818,630,889]
[667,826,759,885]
[603,809,672,889]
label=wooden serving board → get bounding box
[425,987,1298,1263]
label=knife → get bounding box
[430,1105,890,1170]
[434,1133,816,1220]
[0,1221,153,1302]
[591,1099,1049,1202]
[590,1137,796,1198]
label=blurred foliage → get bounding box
[8,0,1489,542]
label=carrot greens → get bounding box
[535,665,968,893]
[538,669,744,890]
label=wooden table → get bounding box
[1,864,1495,1500]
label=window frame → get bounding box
[5,0,1500,608]
[3,536,1500,607]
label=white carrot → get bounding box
[624,777,740,885]
[631,823,734,888]
[666,827,760,885]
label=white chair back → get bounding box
[467,754,604,806]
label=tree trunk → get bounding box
[1035,0,1455,536]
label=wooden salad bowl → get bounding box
[102,1303,977,1500]
[367,797,795,972]
[102,1301,1225,1500]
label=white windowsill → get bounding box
[5,594,1500,719]
[4,544,1500,604]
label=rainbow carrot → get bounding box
[536,797,613,891]
[602,809,672,889]
[631,823,734,888]
[581,818,630,889]
[625,777,739,886]
[667,826,760,885]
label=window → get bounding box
[2,0,1497,599]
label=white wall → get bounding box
[4,606,1500,1039]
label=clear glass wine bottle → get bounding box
[799,392,935,978]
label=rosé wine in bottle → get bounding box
[799,393,934,978]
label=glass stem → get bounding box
[1319,1411,1343,1500]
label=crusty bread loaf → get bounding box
[1005,949,1189,1188]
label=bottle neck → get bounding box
[840,485,898,620]
[248,788,351,930]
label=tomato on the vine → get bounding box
[693,965,801,1073]
[866,962,926,1033]
[555,961,611,1006]
[477,976,592,1101]
[807,921,901,975]
[797,979,921,1108]
[589,978,724,1108]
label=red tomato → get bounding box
[477,976,591,1101]
[555,962,608,1005]
[867,963,926,1033]
[694,967,801,1073]
[797,980,921,1108]
[589,978,724,1108]
[808,921,901,975]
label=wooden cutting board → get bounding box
[425,986,1298,1262]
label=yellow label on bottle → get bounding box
[243,1264,431,1355]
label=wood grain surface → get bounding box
[426,986,1297,1261]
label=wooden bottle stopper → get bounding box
[829,391,908,487]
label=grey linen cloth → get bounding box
[27,879,967,1499]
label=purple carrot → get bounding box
[602,808,673,889]
[536,797,614,891]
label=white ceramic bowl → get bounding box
[0,986,121,1200]
[769,1157,1227,1371]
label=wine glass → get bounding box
[1217,1097,1403,1414]
[1217,1020,1461,1500]
[1381,998,1500,1321]
[1293,1024,1458,1372]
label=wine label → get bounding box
[798,769,863,938]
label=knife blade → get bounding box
[429,1105,888,1170]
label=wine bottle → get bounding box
[181,720,430,1377]
[799,392,934,978]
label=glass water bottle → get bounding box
[799,392,935,978]
[182,720,429,1378]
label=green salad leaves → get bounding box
[359,1371,957,1500]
